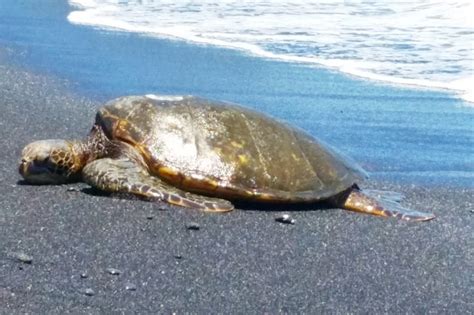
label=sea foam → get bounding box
[67,0,474,104]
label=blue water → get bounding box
[67,0,474,102]
[0,0,473,187]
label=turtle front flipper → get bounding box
[82,158,234,212]
[330,187,435,222]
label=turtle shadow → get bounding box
[81,187,331,212]
[16,179,79,186]
[232,200,331,212]
[16,179,56,186]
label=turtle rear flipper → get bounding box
[330,187,435,222]
[82,158,234,212]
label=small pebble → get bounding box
[80,273,88,279]
[83,288,95,296]
[10,252,33,264]
[146,214,154,220]
[186,222,200,230]
[174,254,183,260]
[106,268,121,275]
[66,187,79,192]
[275,214,296,225]
[125,283,137,291]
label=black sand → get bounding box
[1,64,473,314]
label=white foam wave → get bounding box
[68,0,474,104]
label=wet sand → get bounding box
[1,63,473,314]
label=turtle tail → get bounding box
[329,186,435,222]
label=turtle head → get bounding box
[19,139,84,184]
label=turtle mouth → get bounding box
[18,160,30,177]
[19,160,63,184]
[19,160,46,176]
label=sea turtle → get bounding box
[19,95,434,221]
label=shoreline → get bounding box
[1,50,473,314]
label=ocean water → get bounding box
[68,0,474,103]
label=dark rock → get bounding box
[186,222,200,230]
[275,214,296,225]
[83,288,95,296]
[106,268,121,275]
